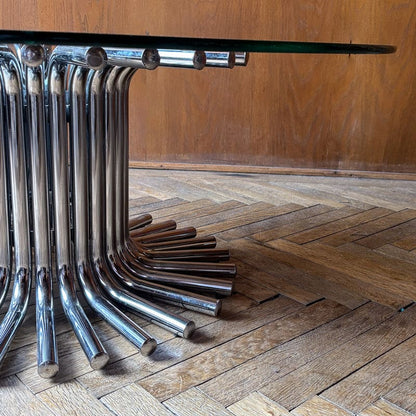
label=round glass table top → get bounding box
[0,29,396,54]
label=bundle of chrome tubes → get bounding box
[0,45,245,378]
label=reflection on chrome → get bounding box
[0,44,236,376]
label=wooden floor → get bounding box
[1,169,416,415]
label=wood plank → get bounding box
[322,335,416,413]
[128,196,161,209]
[287,207,393,244]
[376,245,416,265]
[217,204,334,241]
[268,239,414,308]
[318,209,416,247]
[232,258,321,305]
[268,181,377,210]
[162,200,245,223]
[37,380,113,416]
[227,392,290,416]
[359,399,413,416]
[291,396,352,416]
[196,204,304,237]
[128,197,187,216]
[145,199,217,220]
[258,306,416,410]
[100,384,174,416]
[356,218,416,249]
[138,300,346,401]
[393,235,416,251]
[231,238,369,309]
[198,302,393,407]
[233,275,281,302]
[76,296,296,398]
[251,206,363,242]
[179,201,276,229]
[0,376,51,416]
[383,374,416,415]
[163,388,233,416]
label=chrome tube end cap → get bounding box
[140,338,157,356]
[21,45,45,67]
[183,320,196,339]
[90,351,110,370]
[38,361,59,379]
[214,299,222,316]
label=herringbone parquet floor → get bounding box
[1,169,416,415]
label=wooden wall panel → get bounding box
[1,1,415,173]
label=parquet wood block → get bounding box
[383,374,416,415]
[258,306,416,410]
[291,396,352,416]
[227,392,290,416]
[199,302,392,407]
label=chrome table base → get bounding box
[0,45,240,378]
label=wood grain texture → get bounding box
[164,388,233,416]
[383,375,416,415]
[36,381,114,416]
[227,392,290,416]
[0,1,414,173]
[322,335,416,413]
[291,396,352,416]
[138,300,343,402]
[100,384,174,416]
[199,302,394,407]
[359,399,412,416]
[258,306,416,410]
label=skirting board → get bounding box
[129,161,416,181]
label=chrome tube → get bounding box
[69,62,157,355]
[69,61,156,355]
[112,66,234,295]
[52,45,107,70]
[104,66,221,315]
[0,58,32,366]
[158,50,206,69]
[22,45,59,378]
[105,47,159,70]
[0,64,10,309]
[144,236,217,251]
[130,220,180,237]
[87,67,194,338]
[48,60,109,369]
[235,52,249,66]
[128,214,153,231]
[205,51,235,68]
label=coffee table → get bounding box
[0,30,395,379]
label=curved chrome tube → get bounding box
[103,65,221,315]
[87,66,194,338]
[0,65,10,309]
[128,213,153,231]
[48,60,109,369]
[69,62,157,355]
[0,57,32,366]
[23,45,59,378]
[109,65,234,295]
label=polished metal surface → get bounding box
[0,42,237,374]
[69,61,157,355]
[205,51,235,68]
[48,60,109,369]
[23,45,59,378]
[0,56,32,367]
[158,49,206,69]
